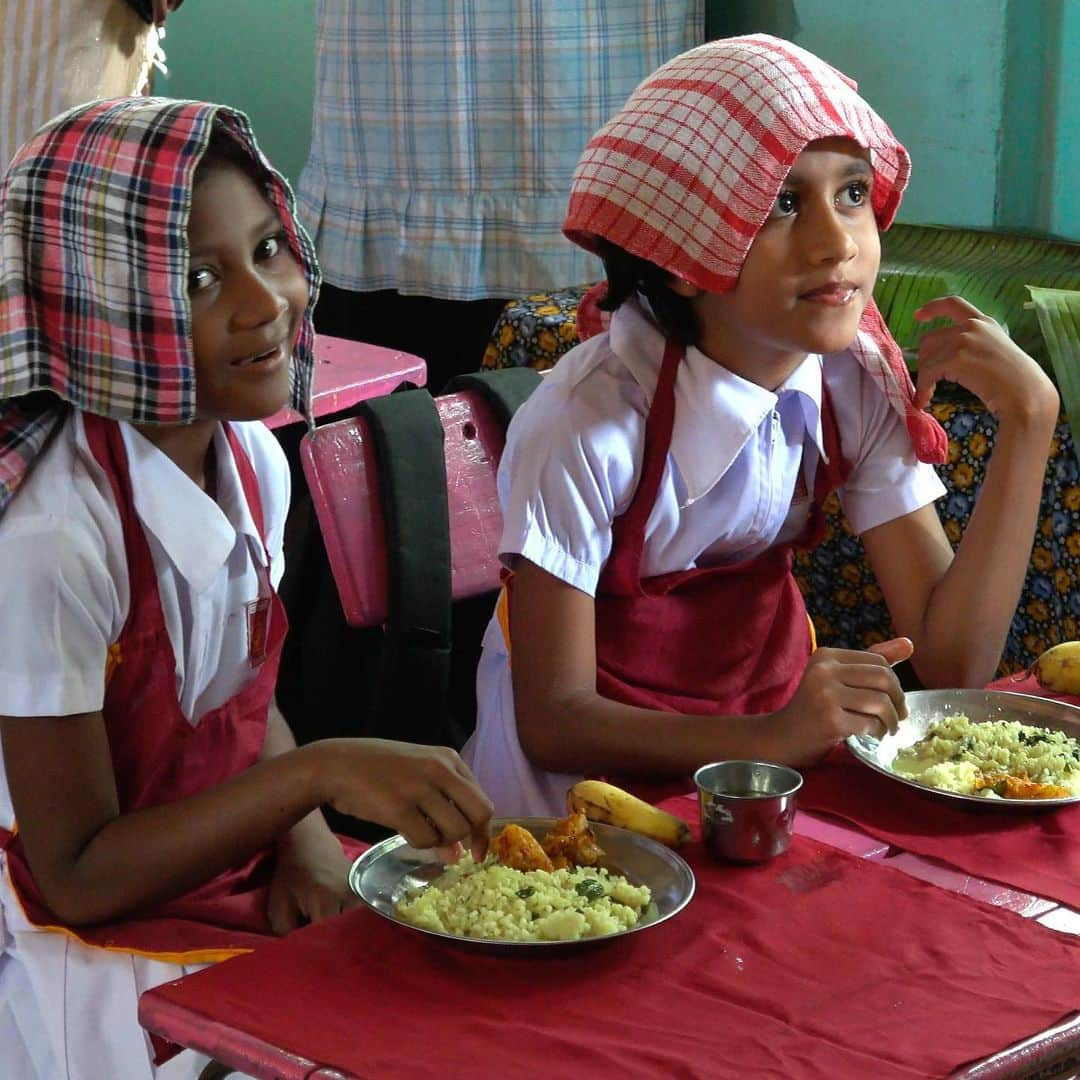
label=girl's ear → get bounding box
[668,277,702,299]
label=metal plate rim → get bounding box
[846,688,1080,808]
[348,816,696,948]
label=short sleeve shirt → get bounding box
[0,413,290,723]
[496,299,946,599]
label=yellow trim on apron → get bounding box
[495,583,512,659]
[3,826,254,965]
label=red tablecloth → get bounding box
[141,829,1080,1080]
[799,719,1080,910]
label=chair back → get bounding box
[300,390,507,628]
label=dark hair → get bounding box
[193,122,267,190]
[595,239,700,347]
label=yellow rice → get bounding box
[893,713,1080,797]
[395,855,652,941]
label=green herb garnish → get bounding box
[575,879,606,902]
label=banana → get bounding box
[566,780,691,848]
[1032,640,1080,695]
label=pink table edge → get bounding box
[264,335,427,430]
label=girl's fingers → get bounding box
[434,841,466,864]
[441,774,495,835]
[867,636,914,666]
[267,889,301,936]
[913,294,985,324]
[398,809,441,851]
[836,687,903,737]
[913,379,937,411]
[417,792,471,847]
[304,887,345,926]
[916,323,966,363]
[811,646,894,667]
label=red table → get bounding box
[264,336,427,429]
[138,799,1080,1079]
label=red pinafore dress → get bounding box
[587,340,851,800]
[1,415,295,962]
[595,340,851,719]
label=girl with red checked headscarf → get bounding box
[0,99,491,1079]
[464,35,1058,818]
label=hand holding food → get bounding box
[566,780,690,848]
[770,639,911,766]
[314,739,492,857]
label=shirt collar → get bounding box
[608,300,828,506]
[120,422,265,593]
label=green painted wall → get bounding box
[1048,0,1080,237]
[157,0,317,186]
[159,0,1078,239]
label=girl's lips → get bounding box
[798,283,858,306]
[231,343,287,371]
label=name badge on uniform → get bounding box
[246,596,271,667]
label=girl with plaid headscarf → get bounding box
[463,35,1059,818]
[0,99,491,1079]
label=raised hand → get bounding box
[913,296,1058,423]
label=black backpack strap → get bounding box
[443,368,542,428]
[357,389,453,745]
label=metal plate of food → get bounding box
[348,817,695,948]
[847,689,1080,808]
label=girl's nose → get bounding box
[232,269,286,329]
[803,205,858,265]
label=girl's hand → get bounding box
[767,637,913,768]
[313,740,493,861]
[267,823,356,935]
[913,296,1059,425]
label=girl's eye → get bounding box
[839,181,871,208]
[770,190,798,218]
[256,231,287,260]
[188,266,216,293]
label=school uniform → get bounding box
[463,299,946,817]
[0,411,290,1079]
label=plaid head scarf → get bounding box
[563,34,948,464]
[0,97,321,517]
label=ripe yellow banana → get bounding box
[566,780,691,848]
[1033,641,1080,695]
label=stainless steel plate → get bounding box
[348,817,696,947]
[847,688,1080,808]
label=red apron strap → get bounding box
[800,377,853,549]
[81,414,160,601]
[224,423,267,546]
[603,340,684,593]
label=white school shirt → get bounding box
[0,411,289,828]
[462,298,946,816]
[0,411,284,1080]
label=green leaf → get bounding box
[875,224,1080,378]
[1026,285,1080,453]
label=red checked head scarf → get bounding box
[0,97,321,517]
[564,34,947,464]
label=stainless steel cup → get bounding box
[694,760,803,863]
